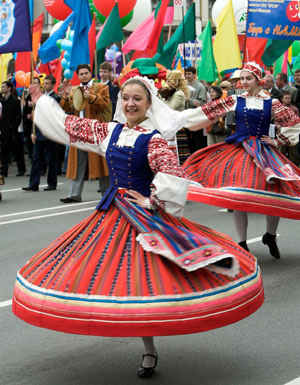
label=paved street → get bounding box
[1,163,300,385]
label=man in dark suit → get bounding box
[22,75,59,192]
[263,75,282,100]
[0,80,22,177]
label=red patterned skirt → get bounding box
[184,139,300,219]
[13,196,263,337]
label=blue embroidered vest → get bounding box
[225,97,272,144]
[96,124,159,210]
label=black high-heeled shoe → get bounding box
[262,232,280,259]
[137,353,158,378]
[238,241,249,252]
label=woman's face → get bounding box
[210,89,219,100]
[240,71,260,95]
[121,84,151,128]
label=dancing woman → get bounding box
[12,77,263,378]
[183,63,300,258]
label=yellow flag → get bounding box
[0,53,13,84]
[213,0,241,73]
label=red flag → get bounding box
[244,37,268,67]
[15,13,44,75]
[133,0,170,59]
[54,55,63,93]
[32,13,44,62]
[88,13,96,73]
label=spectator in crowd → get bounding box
[185,66,207,153]
[275,72,298,103]
[277,90,299,166]
[263,74,282,100]
[159,70,190,164]
[0,80,22,177]
[294,68,300,112]
[206,86,231,146]
[11,87,26,176]
[60,64,111,203]
[99,62,119,116]
[22,75,59,192]
[23,77,41,163]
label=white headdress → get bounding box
[113,76,187,140]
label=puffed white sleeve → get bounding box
[34,95,113,156]
[181,95,237,130]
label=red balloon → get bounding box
[43,0,72,21]
[93,0,137,18]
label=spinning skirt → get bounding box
[13,197,263,337]
[184,139,300,220]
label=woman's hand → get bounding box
[29,84,43,105]
[126,190,150,209]
[261,135,277,147]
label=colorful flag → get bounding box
[154,3,195,69]
[197,20,218,83]
[0,0,32,54]
[145,0,169,57]
[262,40,293,67]
[213,0,241,74]
[64,0,91,71]
[96,3,124,65]
[15,13,44,75]
[39,12,75,64]
[122,8,174,55]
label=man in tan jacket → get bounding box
[60,64,112,203]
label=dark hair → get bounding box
[282,90,292,97]
[2,80,13,91]
[100,62,113,72]
[211,85,223,99]
[44,75,56,85]
[185,66,196,74]
[33,77,41,84]
[294,68,300,74]
[76,64,91,74]
[122,79,152,104]
[277,72,288,83]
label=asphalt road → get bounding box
[1,163,300,385]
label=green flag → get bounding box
[197,20,218,82]
[294,53,300,70]
[96,4,124,65]
[273,53,293,77]
[262,39,293,67]
[154,3,196,69]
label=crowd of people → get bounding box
[3,60,300,378]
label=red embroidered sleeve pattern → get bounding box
[201,96,236,121]
[273,99,300,128]
[65,115,109,145]
[148,137,185,209]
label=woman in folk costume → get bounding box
[159,70,191,164]
[13,77,263,378]
[183,62,300,259]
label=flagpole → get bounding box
[242,1,250,67]
[182,6,186,69]
[193,1,197,70]
[121,40,126,67]
[113,43,116,78]
[94,50,98,81]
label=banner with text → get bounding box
[246,0,300,40]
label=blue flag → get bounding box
[39,12,75,64]
[64,0,91,71]
[0,0,32,54]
